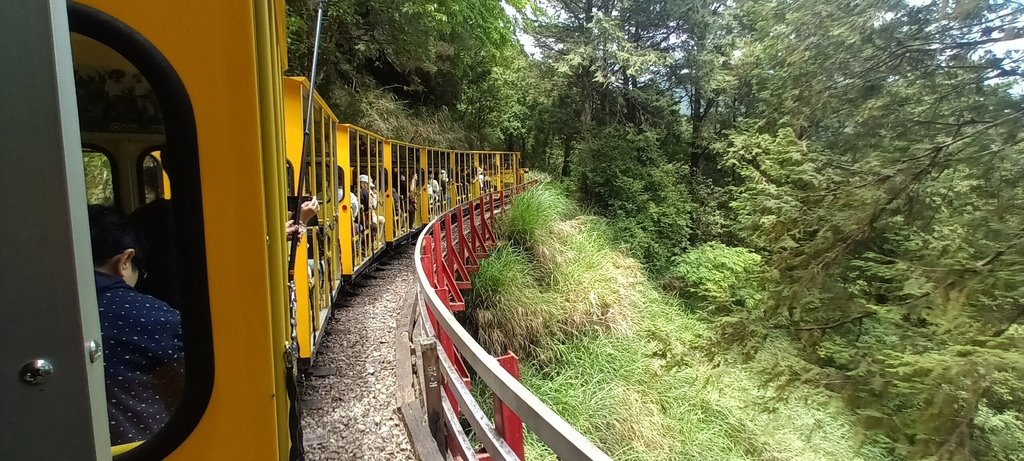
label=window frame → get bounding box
[81,143,120,208]
[69,3,214,460]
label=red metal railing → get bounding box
[413,181,610,461]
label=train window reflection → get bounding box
[83,149,115,205]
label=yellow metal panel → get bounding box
[383,140,395,242]
[253,0,291,457]
[77,0,284,458]
[419,146,429,224]
[282,78,303,188]
[472,152,482,199]
[149,151,173,199]
[274,0,287,71]
[337,126,354,276]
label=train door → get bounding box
[390,143,408,239]
[0,2,109,458]
[6,0,292,458]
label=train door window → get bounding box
[69,4,210,458]
[138,151,170,203]
[83,148,116,206]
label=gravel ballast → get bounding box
[300,245,417,460]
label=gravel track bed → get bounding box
[301,245,417,460]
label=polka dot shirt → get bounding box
[94,271,184,445]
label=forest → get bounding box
[287,0,1024,459]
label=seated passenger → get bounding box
[368,178,385,227]
[89,205,183,445]
[130,198,178,310]
[358,175,375,237]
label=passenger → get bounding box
[132,161,178,308]
[428,172,440,215]
[284,197,319,241]
[89,205,183,445]
[142,161,164,203]
[129,198,179,310]
[396,173,408,218]
[350,189,361,235]
[439,170,449,208]
[409,172,419,224]
[358,175,374,237]
[368,178,385,228]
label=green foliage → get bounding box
[285,0,1024,457]
[473,188,883,460]
[286,0,522,148]
[497,183,574,249]
[83,152,114,206]
[705,1,1024,458]
[666,243,767,313]
[576,125,694,276]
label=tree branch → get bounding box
[787,311,876,331]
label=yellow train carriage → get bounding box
[282,76,341,365]
[338,124,390,279]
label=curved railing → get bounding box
[396,181,611,461]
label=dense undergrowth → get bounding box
[468,182,888,460]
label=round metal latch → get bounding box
[88,340,102,363]
[20,359,54,385]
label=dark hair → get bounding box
[143,161,163,193]
[88,204,145,270]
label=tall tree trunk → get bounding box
[560,135,573,179]
[690,82,704,172]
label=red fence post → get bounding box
[494,353,525,460]
[444,212,471,288]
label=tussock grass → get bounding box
[525,170,553,183]
[469,244,558,357]
[497,184,575,249]
[536,218,640,341]
[469,185,881,461]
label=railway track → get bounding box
[300,246,417,460]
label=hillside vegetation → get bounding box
[285,1,1024,458]
[469,183,888,460]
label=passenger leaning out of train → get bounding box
[285,197,319,241]
[88,205,183,445]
